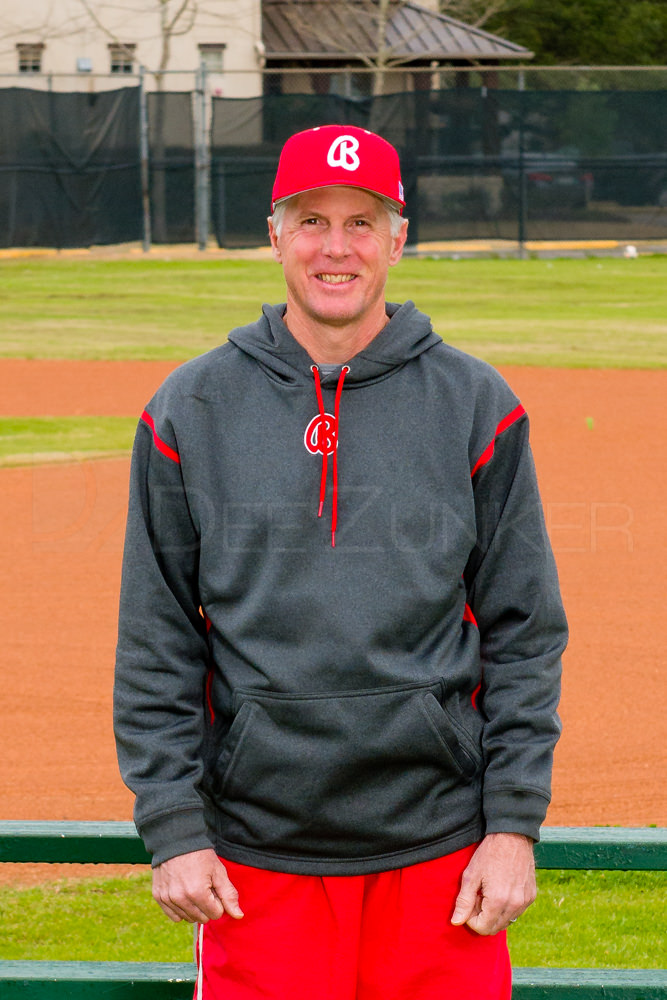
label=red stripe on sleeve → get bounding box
[206,670,216,724]
[141,409,181,464]
[463,602,478,627]
[470,403,526,478]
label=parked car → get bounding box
[502,149,594,211]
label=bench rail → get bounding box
[2,822,665,870]
[1,823,665,999]
[3,963,667,999]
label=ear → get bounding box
[268,218,282,262]
[389,219,409,267]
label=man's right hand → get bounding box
[152,848,244,923]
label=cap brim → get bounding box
[272,184,404,213]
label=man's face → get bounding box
[268,186,407,332]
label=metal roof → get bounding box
[262,0,532,63]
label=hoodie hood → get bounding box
[227,301,442,387]
[228,301,443,546]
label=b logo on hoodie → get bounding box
[304,413,338,455]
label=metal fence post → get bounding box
[139,66,151,253]
[517,69,527,260]
[215,161,227,249]
[194,62,210,251]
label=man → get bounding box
[114,124,567,1000]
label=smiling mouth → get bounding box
[317,273,356,284]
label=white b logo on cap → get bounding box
[327,135,360,172]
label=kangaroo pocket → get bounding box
[212,679,483,860]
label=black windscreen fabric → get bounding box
[211,88,667,248]
[146,91,195,243]
[210,92,420,247]
[1,85,665,249]
[0,87,142,248]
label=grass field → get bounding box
[2,254,666,463]
[1,255,666,367]
[0,869,664,967]
[0,416,136,465]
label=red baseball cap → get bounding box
[271,124,405,213]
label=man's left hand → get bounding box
[451,832,537,935]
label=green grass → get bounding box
[0,417,137,465]
[0,259,282,362]
[0,873,192,962]
[1,256,666,367]
[0,870,664,967]
[509,870,667,969]
[1,255,665,461]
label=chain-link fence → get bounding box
[1,66,666,252]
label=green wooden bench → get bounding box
[1,822,665,999]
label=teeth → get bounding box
[318,274,355,284]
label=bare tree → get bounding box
[71,1,200,240]
[0,3,85,63]
[76,0,196,87]
[274,0,514,97]
[276,0,424,97]
[438,0,510,30]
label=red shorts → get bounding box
[194,844,511,1000]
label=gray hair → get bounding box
[270,195,406,239]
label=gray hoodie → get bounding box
[114,301,567,873]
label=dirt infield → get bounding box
[1,361,665,879]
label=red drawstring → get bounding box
[310,364,350,547]
[311,365,328,517]
[331,366,348,547]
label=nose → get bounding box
[322,223,351,258]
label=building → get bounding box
[1,0,530,94]
[0,0,264,95]
[262,0,531,97]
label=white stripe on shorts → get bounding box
[195,923,205,1000]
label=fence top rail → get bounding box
[1,64,667,78]
[0,822,665,870]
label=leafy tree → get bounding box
[488,0,667,65]
[438,0,512,29]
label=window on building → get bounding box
[198,44,226,73]
[17,43,44,74]
[109,44,136,74]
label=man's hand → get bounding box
[451,832,536,936]
[152,848,244,924]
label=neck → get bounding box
[283,304,389,365]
